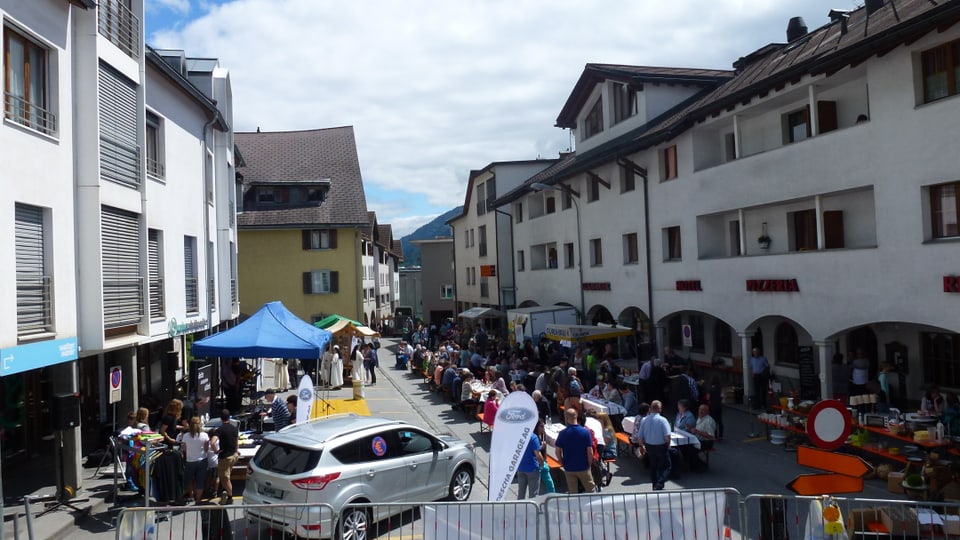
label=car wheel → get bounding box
[447,466,474,501]
[338,506,371,540]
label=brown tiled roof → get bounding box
[392,240,403,261]
[236,127,369,227]
[376,224,393,247]
[556,64,734,128]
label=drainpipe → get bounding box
[642,169,655,358]
[200,112,219,397]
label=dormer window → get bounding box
[612,82,637,124]
[582,97,604,140]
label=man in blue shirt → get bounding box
[749,348,770,410]
[638,400,672,490]
[555,408,595,494]
[516,429,544,499]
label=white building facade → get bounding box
[496,0,960,405]
[0,0,235,491]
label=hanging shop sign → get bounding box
[168,317,209,338]
[0,337,79,377]
[581,282,611,291]
[745,279,799,292]
[944,276,960,293]
[675,280,702,291]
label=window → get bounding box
[667,316,683,350]
[302,229,338,250]
[587,177,600,202]
[464,229,469,246]
[923,332,960,388]
[620,164,635,193]
[774,323,799,366]
[441,284,454,299]
[15,203,52,336]
[729,220,742,256]
[478,225,487,257]
[4,27,54,135]
[398,430,436,456]
[790,209,817,251]
[476,183,487,215]
[824,210,845,249]
[145,111,164,179]
[920,39,960,103]
[480,277,489,298]
[690,315,705,352]
[562,190,573,210]
[101,206,143,330]
[931,181,960,238]
[514,202,523,223]
[664,226,681,261]
[464,266,471,283]
[545,196,556,214]
[661,146,678,181]
[623,233,639,264]
[785,108,810,143]
[486,178,497,209]
[723,132,737,162]
[714,319,733,355]
[517,250,525,272]
[612,82,637,124]
[469,229,475,248]
[184,236,199,314]
[564,242,574,268]
[302,270,340,294]
[589,238,603,267]
[582,97,603,139]
[148,229,164,320]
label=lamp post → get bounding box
[530,182,585,324]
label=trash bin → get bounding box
[353,379,365,400]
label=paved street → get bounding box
[39,337,911,540]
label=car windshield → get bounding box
[254,441,322,475]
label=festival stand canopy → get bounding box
[458,307,506,319]
[542,323,634,342]
[314,314,380,338]
[192,301,332,358]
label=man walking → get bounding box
[555,408,595,494]
[637,400,672,491]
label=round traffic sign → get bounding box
[110,367,122,389]
[806,399,852,450]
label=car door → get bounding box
[397,428,446,501]
[338,429,408,503]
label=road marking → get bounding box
[743,436,767,443]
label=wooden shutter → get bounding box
[329,229,337,249]
[330,271,339,293]
[98,62,140,188]
[817,101,838,134]
[303,272,312,294]
[101,205,142,328]
[15,204,47,335]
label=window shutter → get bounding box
[330,271,339,293]
[302,230,311,250]
[303,272,312,294]
[101,206,142,328]
[98,62,140,188]
[330,229,337,249]
[15,204,47,335]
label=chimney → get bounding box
[786,17,808,42]
[865,0,884,15]
[830,9,851,34]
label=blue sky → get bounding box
[146,0,855,236]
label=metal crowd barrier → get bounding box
[743,493,960,540]
[112,491,960,539]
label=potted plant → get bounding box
[757,234,771,250]
[903,473,927,499]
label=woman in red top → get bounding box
[482,390,500,426]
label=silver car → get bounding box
[243,414,476,539]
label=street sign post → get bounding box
[108,366,122,404]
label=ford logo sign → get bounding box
[299,388,313,401]
[498,408,533,423]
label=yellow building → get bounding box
[236,127,381,323]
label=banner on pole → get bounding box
[488,392,539,501]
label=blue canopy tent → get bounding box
[192,301,332,359]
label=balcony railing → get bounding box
[185,278,199,315]
[146,156,165,179]
[208,279,216,312]
[230,278,238,305]
[100,135,141,188]
[149,277,164,320]
[16,275,53,337]
[4,93,57,136]
[103,277,144,329]
[98,0,140,59]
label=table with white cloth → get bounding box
[620,416,701,450]
[580,395,627,416]
[542,423,565,460]
[470,381,495,402]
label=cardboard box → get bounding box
[848,507,885,533]
[943,514,960,535]
[880,506,918,535]
[887,471,905,494]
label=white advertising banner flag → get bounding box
[488,391,539,501]
[297,374,314,425]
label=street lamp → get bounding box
[529,182,585,324]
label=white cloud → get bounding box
[150,0,191,15]
[150,0,854,221]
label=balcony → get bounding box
[103,277,144,330]
[16,276,53,337]
[4,93,57,136]
[146,156,165,179]
[149,277,164,320]
[98,0,140,59]
[185,278,199,315]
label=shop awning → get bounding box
[458,307,507,319]
[543,323,635,342]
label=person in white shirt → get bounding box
[177,416,209,503]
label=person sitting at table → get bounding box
[603,379,623,405]
[630,402,651,446]
[482,390,500,426]
[596,412,618,461]
[619,384,639,417]
[674,399,703,473]
[532,390,551,423]
[456,372,481,415]
[492,375,510,397]
[922,385,945,416]
[587,380,604,400]
[694,404,718,451]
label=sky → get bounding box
[147,0,857,236]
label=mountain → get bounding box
[400,206,462,267]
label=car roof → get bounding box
[264,414,409,447]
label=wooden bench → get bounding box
[699,443,716,469]
[614,432,633,456]
[545,455,562,469]
[477,413,493,433]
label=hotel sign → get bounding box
[581,282,611,291]
[746,279,800,292]
[676,280,702,291]
[945,276,960,293]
